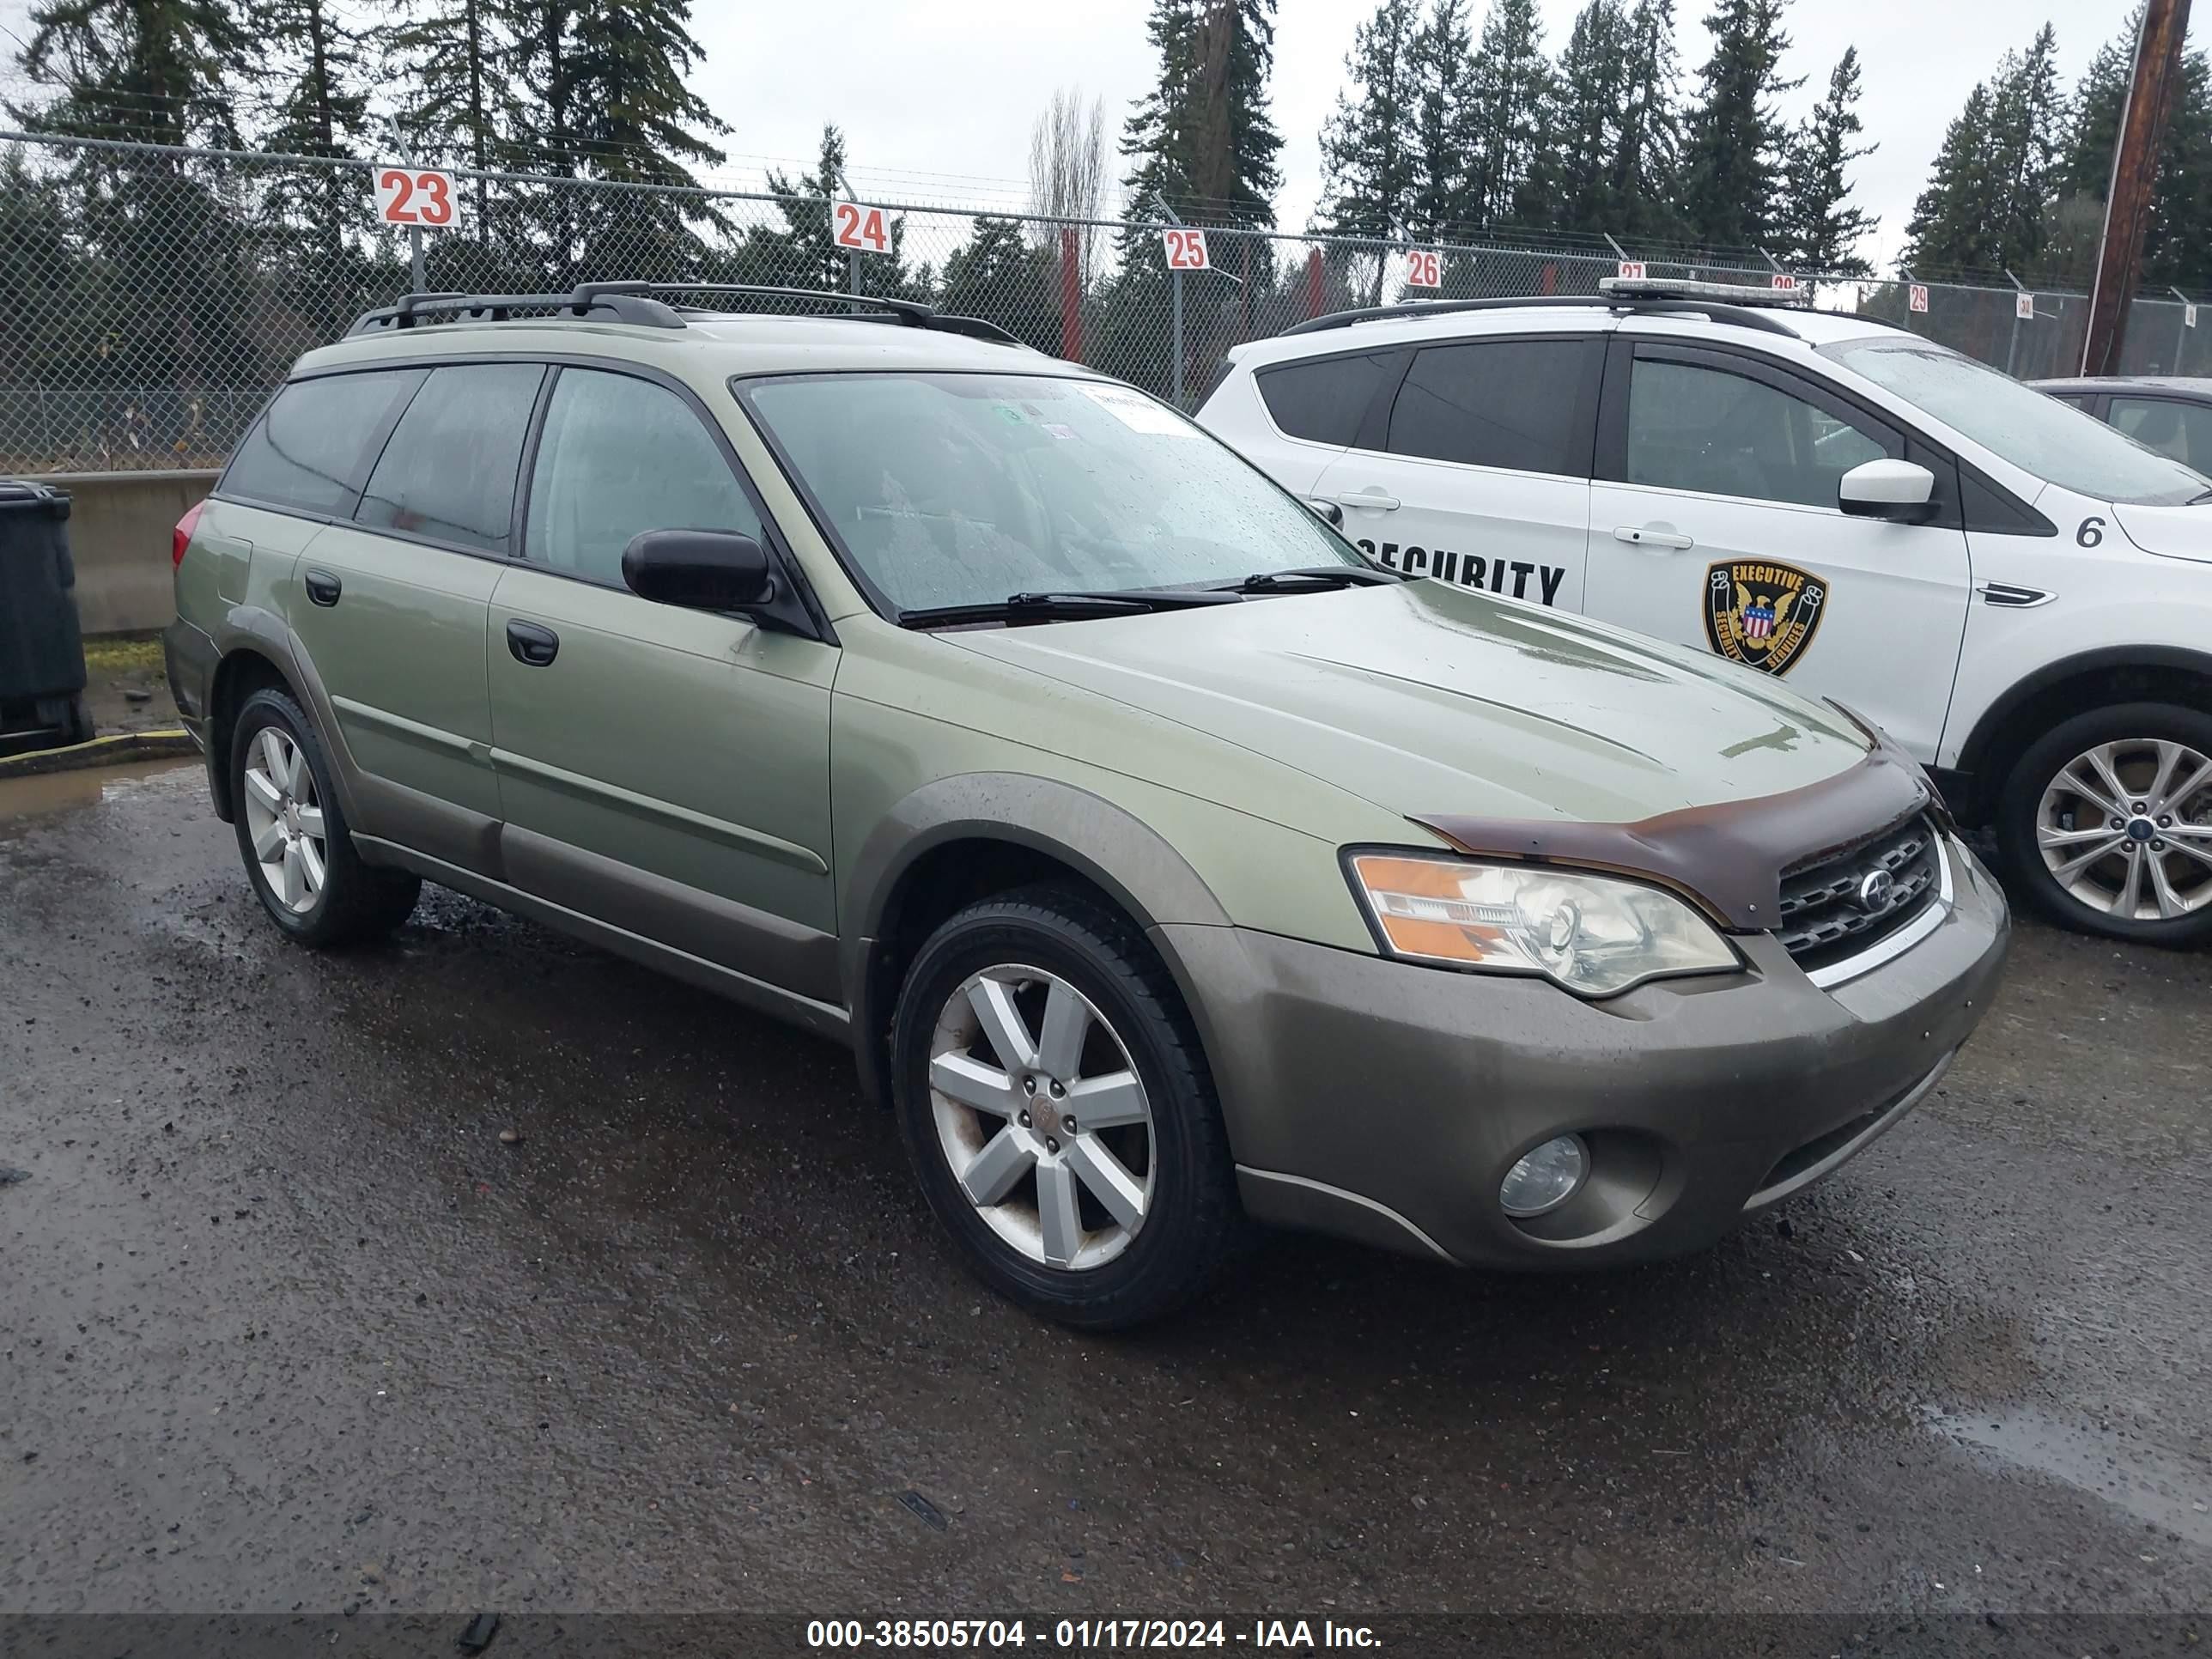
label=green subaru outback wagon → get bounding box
[165,283,2008,1328]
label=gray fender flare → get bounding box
[210,605,365,829]
[841,772,1232,1105]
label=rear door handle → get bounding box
[302,569,342,607]
[506,618,560,667]
[1612,526,1695,551]
[1328,489,1401,512]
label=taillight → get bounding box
[173,500,205,568]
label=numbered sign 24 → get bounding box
[376,166,455,228]
[832,201,892,254]
[1405,248,1442,289]
[1160,228,1210,270]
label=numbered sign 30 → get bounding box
[2015,291,2036,320]
[832,201,892,254]
[1617,260,1646,281]
[1908,283,1930,314]
[1160,227,1211,270]
[1405,248,1443,289]
[375,166,455,228]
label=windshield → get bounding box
[738,371,1359,615]
[1820,337,2210,507]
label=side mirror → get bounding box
[1304,497,1345,529]
[1838,459,1936,523]
[621,528,774,611]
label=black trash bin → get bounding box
[0,480,94,758]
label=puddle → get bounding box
[1924,1404,2212,1547]
[0,757,198,834]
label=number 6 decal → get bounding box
[2077,517,2106,548]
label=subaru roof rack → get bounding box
[1279,283,1812,342]
[346,281,1020,343]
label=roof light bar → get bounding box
[1600,276,1814,308]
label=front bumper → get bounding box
[1163,834,2010,1268]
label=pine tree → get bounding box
[1407,0,1479,238]
[1549,0,1632,235]
[562,0,725,186]
[1779,47,1876,273]
[387,0,520,214]
[2053,9,2212,291]
[1318,0,1419,246]
[9,0,247,146]
[249,0,376,329]
[1612,0,1685,242]
[939,215,1059,352]
[1676,0,1801,253]
[1462,0,1554,228]
[1903,26,2067,278]
[1121,0,1283,229]
[1903,83,2001,273]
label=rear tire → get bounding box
[229,688,420,947]
[890,884,1241,1329]
[1995,701,2212,946]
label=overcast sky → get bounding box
[0,0,2148,267]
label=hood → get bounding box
[2112,501,2212,563]
[946,580,1872,827]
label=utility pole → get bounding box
[2081,0,2192,375]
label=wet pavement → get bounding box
[2,761,2208,1639]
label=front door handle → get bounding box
[1328,488,1401,512]
[302,569,342,607]
[506,618,560,667]
[1613,526,1696,551]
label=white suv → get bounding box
[1198,280,2212,947]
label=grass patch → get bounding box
[81,634,165,675]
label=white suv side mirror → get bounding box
[1838,459,1936,523]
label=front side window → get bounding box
[2110,396,2212,473]
[1825,337,2211,506]
[1385,339,1588,475]
[222,369,423,517]
[738,372,1357,615]
[1626,356,1893,508]
[525,369,764,586]
[356,363,544,554]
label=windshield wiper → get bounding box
[1231,564,1409,593]
[901,587,1245,629]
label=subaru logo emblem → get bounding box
[1856,869,1896,912]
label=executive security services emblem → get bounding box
[1703,559,1829,677]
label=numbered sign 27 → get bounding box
[1616,260,1646,281]
[832,201,891,255]
[376,166,455,228]
[1160,228,1210,271]
[1405,248,1442,289]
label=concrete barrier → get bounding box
[27,469,218,637]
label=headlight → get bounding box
[1346,851,1741,996]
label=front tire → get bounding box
[1995,701,2212,945]
[229,688,420,947]
[889,885,1241,1329]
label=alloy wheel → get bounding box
[926,964,1156,1271]
[2035,738,2212,922]
[240,726,328,914]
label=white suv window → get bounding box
[1384,339,1588,476]
[1626,356,1890,508]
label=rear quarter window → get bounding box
[220,368,425,517]
[1255,351,1401,446]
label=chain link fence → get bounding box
[3,129,2203,475]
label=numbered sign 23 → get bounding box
[1405,248,1443,289]
[832,201,891,254]
[1160,227,1211,270]
[375,166,455,228]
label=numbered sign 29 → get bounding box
[1908,283,1930,314]
[375,166,455,228]
[1405,248,1443,289]
[1160,227,1211,270]
[1770,272,1797,291]
[832,201,891,254]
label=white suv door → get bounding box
[1580,338,1972,762]
[1304,334,1604,608]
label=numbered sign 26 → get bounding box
[1160,228,1211,270]
[376,166,455,228]
[1616,260,1646,281]
[1405,248,1442,289]
[832,201,892,254]
[1908,283,1930,314]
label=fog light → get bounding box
[1500,1135,1589,1218]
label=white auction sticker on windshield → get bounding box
[1079,384,1194,436]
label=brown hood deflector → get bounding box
[1409,720,1937,933]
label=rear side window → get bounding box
[356,363,544,555]
[524,368,763,586]
[1386,340,1589,475]
[1255,351,1401,446]
[2110,396,2212,472]
[221,369,423,516]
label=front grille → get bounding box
[1774,813,1942,972]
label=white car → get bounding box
[1198,279,2212,947]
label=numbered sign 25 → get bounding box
[832,201,891,254]
[1160,227,1210,270]
[375,166,455,228]
[1405,248,1442,289]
